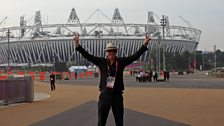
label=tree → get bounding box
[147,49,224,72]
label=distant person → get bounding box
[49,73,56,91]
[137,72,141,82]
[167,71,170,81]
[149,70,152,82]
[135,72,138,82]
[74,72,78,79]
[153,71,156,82]
[145,72,149,82]
[64,74,69,80]
[155,71,158,82]
[74,33,151,126]
[164,71,167,82]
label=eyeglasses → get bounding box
[107,50,117,53]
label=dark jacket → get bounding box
[76,44,148,93]
[50,74,55,81]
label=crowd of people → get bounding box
[135,70,170,82]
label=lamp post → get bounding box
[214,44,216,69]
[160,15,167,71]
[53,55,56,72]
[157,35,161,72]
[6,29,11,73]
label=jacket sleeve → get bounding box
[75,45,101,66]
[122,45,148,66]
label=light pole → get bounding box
[160,15,167,71]
[214,44,216,69]
[53,55,56,72]
[6,29,11,73]
[155,42,158,71]
[194,52,197,70]
[158,36,161,72]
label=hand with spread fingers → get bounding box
[144,33,151,46]
[73,33,80,47]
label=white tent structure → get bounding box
[69,66,87,72]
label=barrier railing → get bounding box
[0,71,97,82]
[0,75,34,106]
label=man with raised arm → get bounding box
[73,33,151,126]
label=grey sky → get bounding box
[1,0,224,51]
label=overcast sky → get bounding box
[1,0,224,51]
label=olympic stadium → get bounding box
[0,8,201,65]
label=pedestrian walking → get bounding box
[167,71,170,81]
[74,33,151,126]
[164,71,167,82]
[149,70,152,82]
[49,73,56,91]
[135,72,138,82]
[153,71,156,82]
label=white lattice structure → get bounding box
[0,8,201,65]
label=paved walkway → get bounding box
[0,73,224,126]
[34,92,50,102]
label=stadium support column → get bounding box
[6,29,11,73]
[160,15,167,71]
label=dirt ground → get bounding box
[1,79,224,126]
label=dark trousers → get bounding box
[50,81,55,90]
[98,91,124,126]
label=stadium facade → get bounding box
[0,8,201,65]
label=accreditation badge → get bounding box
[106,76,115,88]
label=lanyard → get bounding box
[107,59,118,77]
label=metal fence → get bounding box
[0,76,34,106]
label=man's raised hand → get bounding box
[73,33,80,47]
[144,33,151,46]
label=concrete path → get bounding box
[31,101,190,126]
[0,73,224,126]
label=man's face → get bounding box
[106,50,117,60]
